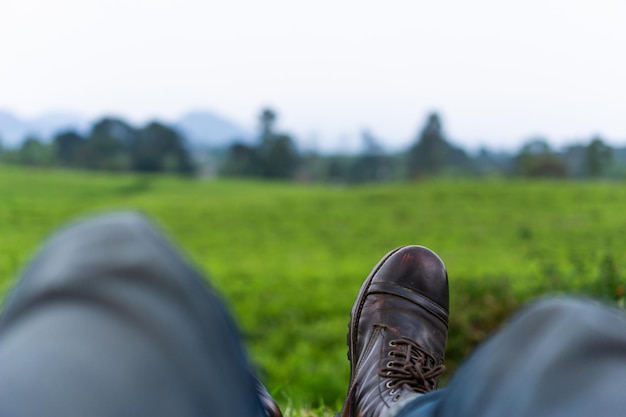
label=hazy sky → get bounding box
[1,0,625,152]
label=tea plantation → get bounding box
[1,165,625,410]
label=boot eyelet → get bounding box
[389,341,396,346]
[393,394,402,402]
[386,362,393,368]
[388,351,395,357]
[385,381,393,388]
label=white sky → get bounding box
[1,0,625,152]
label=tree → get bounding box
[259,108,277,140]
[584,136,612,178]
[91,118,137,148]
[221,142,260,177]
[132,122,195,174]
[223,107,300,179]
[257,108,299,179]
[83,118,137,170]
[515,139,568,178]
[53,130,85,167]
[18,137,54,166]
[258,133,299,179]
[406,112,471,178]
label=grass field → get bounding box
[1,164,625,411]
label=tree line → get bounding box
[220,109,492,182]
[0,108,623,181]
[0,118,194,175]
[218,109,622,182]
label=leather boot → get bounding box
[338,246,449,417]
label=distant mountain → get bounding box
[0,111,24,146]
[31,112,91,141]
[174,111,253,148]
[0,109,252,149]
[0,110,89,147]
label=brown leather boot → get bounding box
[338,246,449,417]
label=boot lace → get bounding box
[379,336,445,397]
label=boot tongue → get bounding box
[357,294,448,362]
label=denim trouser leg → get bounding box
[0,212,265,417]
[396,297,626,417]
[394,389,446,417]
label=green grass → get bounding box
[1,164,625,410]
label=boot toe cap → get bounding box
[370,246,449,312]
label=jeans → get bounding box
[397,296,626,417]
[2,212,626,417]
[0,212,264,417]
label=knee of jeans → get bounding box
[520,296,607,321]
[72,210,156,236]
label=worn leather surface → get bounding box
[340,246,449,417]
